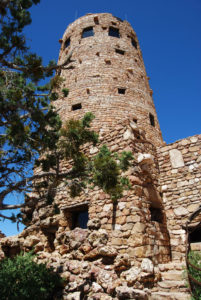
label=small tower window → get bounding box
[72,103,82,111]
[94,16,99,25]
[105,59,111,65]
[118,88,126,94]
[72,209,89,229]
[131,38,137,49]
[82,27,94,38]
[149,113,155,127]
[109,27,120,38]
[115,49,125,55]
[64,37,70,48]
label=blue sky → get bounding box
[1,0,201,236]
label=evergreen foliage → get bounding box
[0,252,62,300]
[0,0,63,221]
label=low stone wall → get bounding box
[157,134,201,262]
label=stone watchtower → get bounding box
[50,13,171,264]
[56,13,163,147]
[3,13,200,299]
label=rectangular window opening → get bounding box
[115,48,125,55]
[71,207,89,229]
[149,113,155,127]
[72,103,82,111]
[64,37,70,48]
[118,88,126,94]
[128,69,133,75]
[131,38,137,49]
[82,26,94,38]
[109,27,120,38]
[94,16,99,24]
[150,206,163,223]
[189,226,201,243]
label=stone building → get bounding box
[1,13,201,299]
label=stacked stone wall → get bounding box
[157,134,201,262]
[18,119,170,265]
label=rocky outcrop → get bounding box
[0,219,161,299]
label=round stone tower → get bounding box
[56,13,163,146]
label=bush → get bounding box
[188,251,201,300]
[0,252,63,300]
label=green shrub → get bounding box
[188,251,201,300]
[0,252,63,300]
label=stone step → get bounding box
[161,270,183,281]
[150,291,191,300]
[157,279,187,290]
[158,262,185,272]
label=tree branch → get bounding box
[1,203,25,210]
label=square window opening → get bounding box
[64,37,70,48]
[72,103,82,111]
[109,27,120,38]
[115,49,125,55]
[149,113,155,127]
[82,27,94,38]
[105,59,111,65]
[118,88,126,94]
[72,208,89,229]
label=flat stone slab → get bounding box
[150,291,191,300]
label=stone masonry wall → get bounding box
[157,134,201,262]
[20,118,170,265]
[54,13,163,146]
